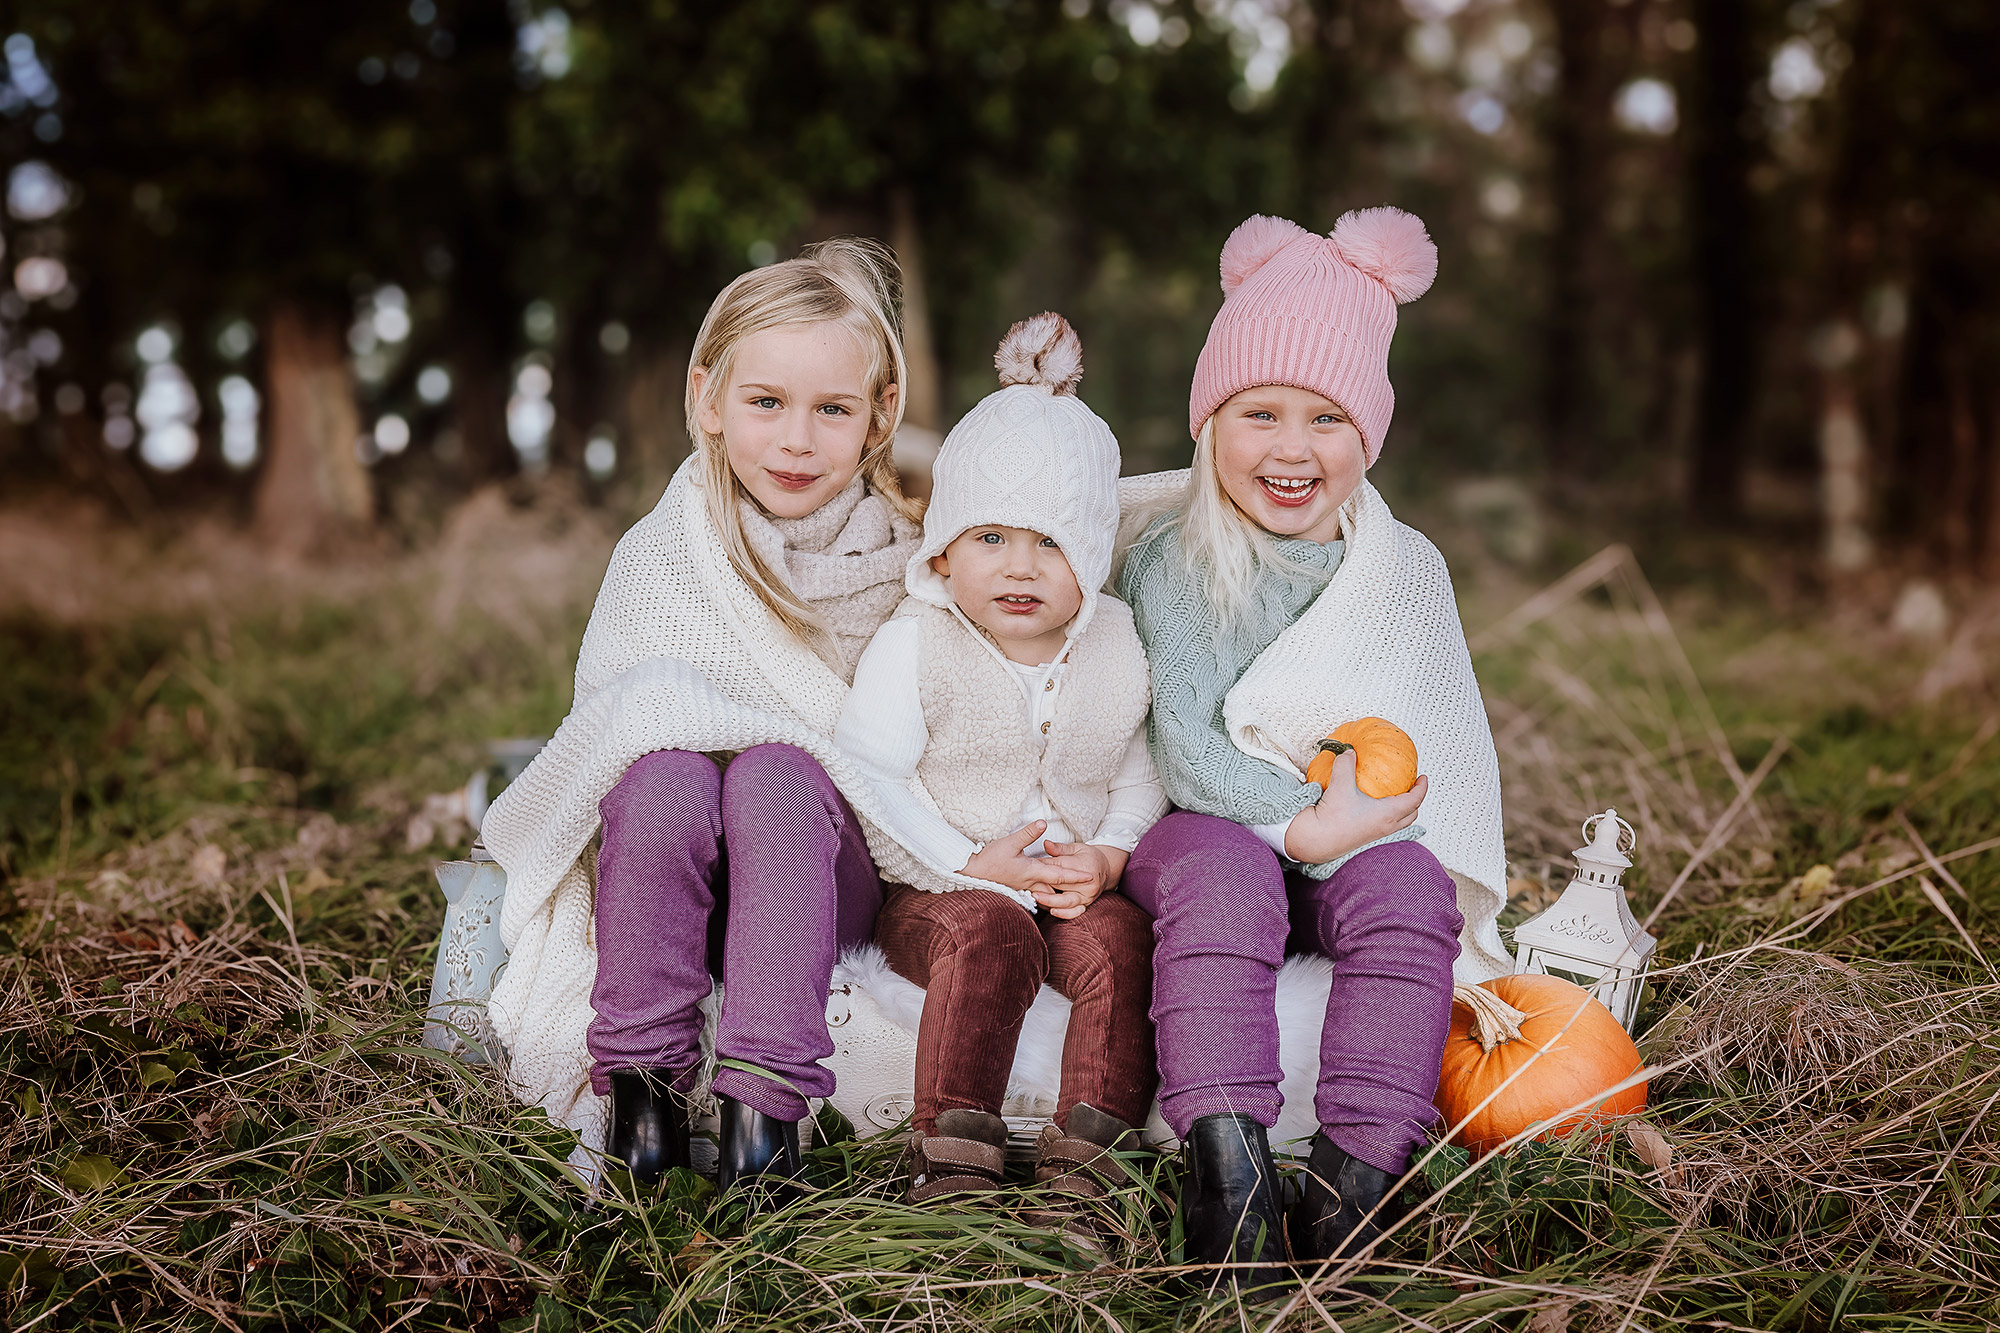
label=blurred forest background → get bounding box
[0,0,1996,580]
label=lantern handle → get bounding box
[1581,809,1636,854]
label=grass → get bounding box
[3,490,1999,1330]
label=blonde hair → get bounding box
[685,236,922,645]
[1173,416,1326,625]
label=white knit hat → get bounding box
[906,313,1122,638]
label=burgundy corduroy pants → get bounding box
[874,884,1158,1137]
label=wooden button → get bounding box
[1040,721,1051,734]
[1044,679,1054,691]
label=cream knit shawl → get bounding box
[480,459,1024,1145]
[481,466,1505,1146]
[1117,471,1511,982]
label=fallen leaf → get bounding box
[167,918,200,948]
[188,844,227,883]
[1626,1121,1676,1183]
[405,815,437,852]
[1527,1296,1580,1333]
[292,866,339,894]
[1743,864,1839,919]
[1875,841,1919,874]
[389,1199,419,1215]
[1508,876,1558,913]
[110,927,162,952]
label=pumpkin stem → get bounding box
[1316,739,1354,757]
[1453,983,1530,1054]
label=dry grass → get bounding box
[4,490,1999,1330]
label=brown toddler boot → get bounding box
[905,1109,1010,1203]
[1026,1104,1141,1250]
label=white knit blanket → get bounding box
[1226,478,1510,979]
[482,464,1506,1146]
[1114,470,1509,980]
[481,460,1025,1145]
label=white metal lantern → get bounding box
[1513,809,1656,1031]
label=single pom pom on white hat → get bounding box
[994,311,1084,395]
[1219,214,1312,296]
[1330,206,1438,304]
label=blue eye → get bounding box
[1314,414,1336,424]
[979,532,1003,545]
[819,403,849,416]
[752,397,780,410]
[1249,411,1275,421]
[1040,537,1058,548]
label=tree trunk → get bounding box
[890,190,944,499]
[450,329,516,483]
[254,304,370,554]
[623,340,690,507]
[1811,0,1890,575]
[1815,337,1872,571]
[1544,0,1609,477]
[890,191,942,432]
[1685,0,1758,520]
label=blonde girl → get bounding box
[481,239,926,1209]
[1116,211,1510,1281]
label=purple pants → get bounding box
[587,744,883,1121]
[1123,811,1462,1173]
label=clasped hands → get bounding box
[1283,745,1428,864]
[957,749,1423,913]
[961,821,1127,920]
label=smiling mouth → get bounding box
[767,469,822,491]
[1257,476,1322,506]
[995,594,1044,615]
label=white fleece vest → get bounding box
[913,595,1151,846]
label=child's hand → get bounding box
[962,821,1096,899]
[1284,746,1427,865]
[1031,842,1129,919]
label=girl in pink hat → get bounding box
[1115,210,1511,1282]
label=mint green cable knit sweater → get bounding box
[1119,516,1420,877]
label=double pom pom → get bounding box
[1218,207,1438,305]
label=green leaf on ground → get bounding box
[60,1154,130,1194]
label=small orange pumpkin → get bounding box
[1434,973,1647,1157]
[1304,717,1418,798]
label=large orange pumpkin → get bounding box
[1434,973,1646,1157]
[1304,717,1418,798]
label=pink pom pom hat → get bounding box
[1189,207,1438,466]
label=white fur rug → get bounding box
[823,944,1335,1155]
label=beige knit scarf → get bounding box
[739,474,922,680]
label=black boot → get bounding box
[1179,1113,1290,1290]
[1287,1133,1402,1264]
[716,1094,804,1212]
[606,1068,691,1185]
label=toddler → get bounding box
[835,314,1163,1226]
